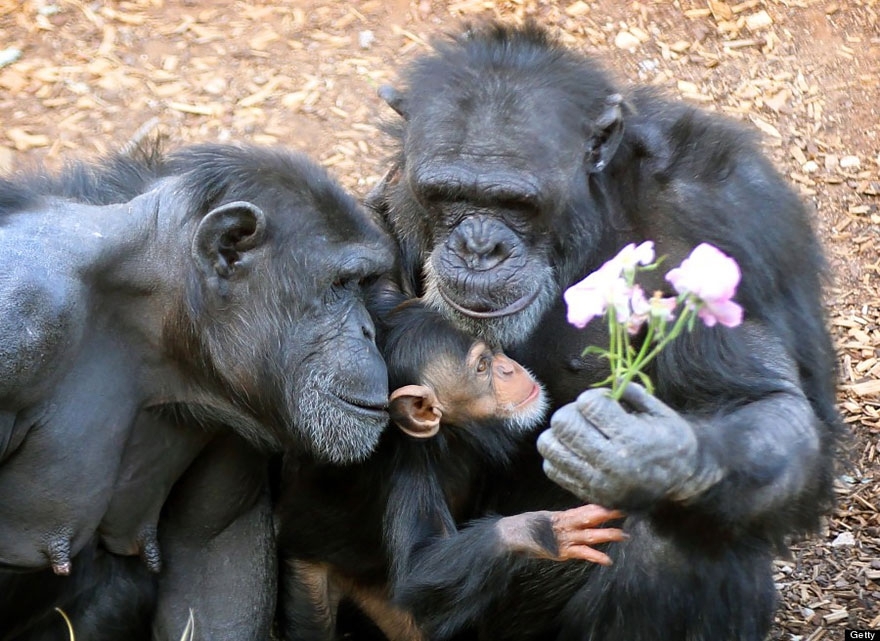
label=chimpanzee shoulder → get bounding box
[620,89,839,430]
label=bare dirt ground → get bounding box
[1,0,878,638]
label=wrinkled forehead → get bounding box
[286,226,395,282]
[426,339,487,381]
[406,82,587,177]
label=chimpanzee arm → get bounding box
[394,522,594,639]
[538,321,828,540]
[394,516,530,639]
[394,505,623,639]
[152,433,275,641]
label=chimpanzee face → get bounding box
[432,341,547,434]
[373,30,625,349]
[178,146,396,463]
[278,222,394,463]
[385,309,548,440]
[401,87,587,349]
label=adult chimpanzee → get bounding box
[276,290,626,641]
[0,142,394,640]
[367,21,843,641]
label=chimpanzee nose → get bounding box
[495,360,515,378]
[448,217,514,270]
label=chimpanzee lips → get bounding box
[331,393,389,418]
[439,287,541,319]
[514,382,541,408]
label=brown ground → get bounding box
[1,0,878,637]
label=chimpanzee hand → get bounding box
[537,384,721,509]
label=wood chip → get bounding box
[723,38,765,50]
[709,0,734,21]
[238,77,284,108]
[765,88,791,112]
[823,610,849,624]
[848,380,880,397]
[745,10,773,31]
[565,1,590,17]
[614,31,641,51]
[749,115,782,138]
[167,102,223,116]
[6,128,50,151]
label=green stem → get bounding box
[611,311,628,397]
[607,307,617,367]
[609,304,694,401]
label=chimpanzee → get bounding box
[366,21,844,641]
[0,142,394,640]
[276,290,626,641]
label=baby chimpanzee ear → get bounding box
[389,385,442,438]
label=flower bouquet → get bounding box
[564,241,743,400]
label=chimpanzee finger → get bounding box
[540,456,604,505]
[546,402,616,457]
[568,388,630,439]
[561,526,627,547]
[537,430,601,480]
[551,503,625,529]
[558,544,614,566]
[618,382,674,418]
[538,425,619,480]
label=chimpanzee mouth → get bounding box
[330,393,389,419]
[514,382,542,408]
[439,287,541,319]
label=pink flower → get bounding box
[665,243,743,328]
[564,260,630,329]
[627,286,678,334]
[617,241,655,271]
[626,285,650,334]
[648,291,677,322]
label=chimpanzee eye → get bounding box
[331,278,355,294]
[475,355,491,374]
[358,274,379,289]
[333,273,378,292]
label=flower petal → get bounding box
[665,243,741,304]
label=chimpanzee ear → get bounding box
[585,94,625,174]
[192,201,267,280]
[378,85,408,120]
[364,162,400,214]
[389,385,442,438]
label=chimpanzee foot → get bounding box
[549,504,627,565]
[496,505,626,565]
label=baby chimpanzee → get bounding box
[275,291,625,641]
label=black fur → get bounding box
[0,141,393,640]
[1,540,156,641]
[368,21,845,641]
[276,296,553,641]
